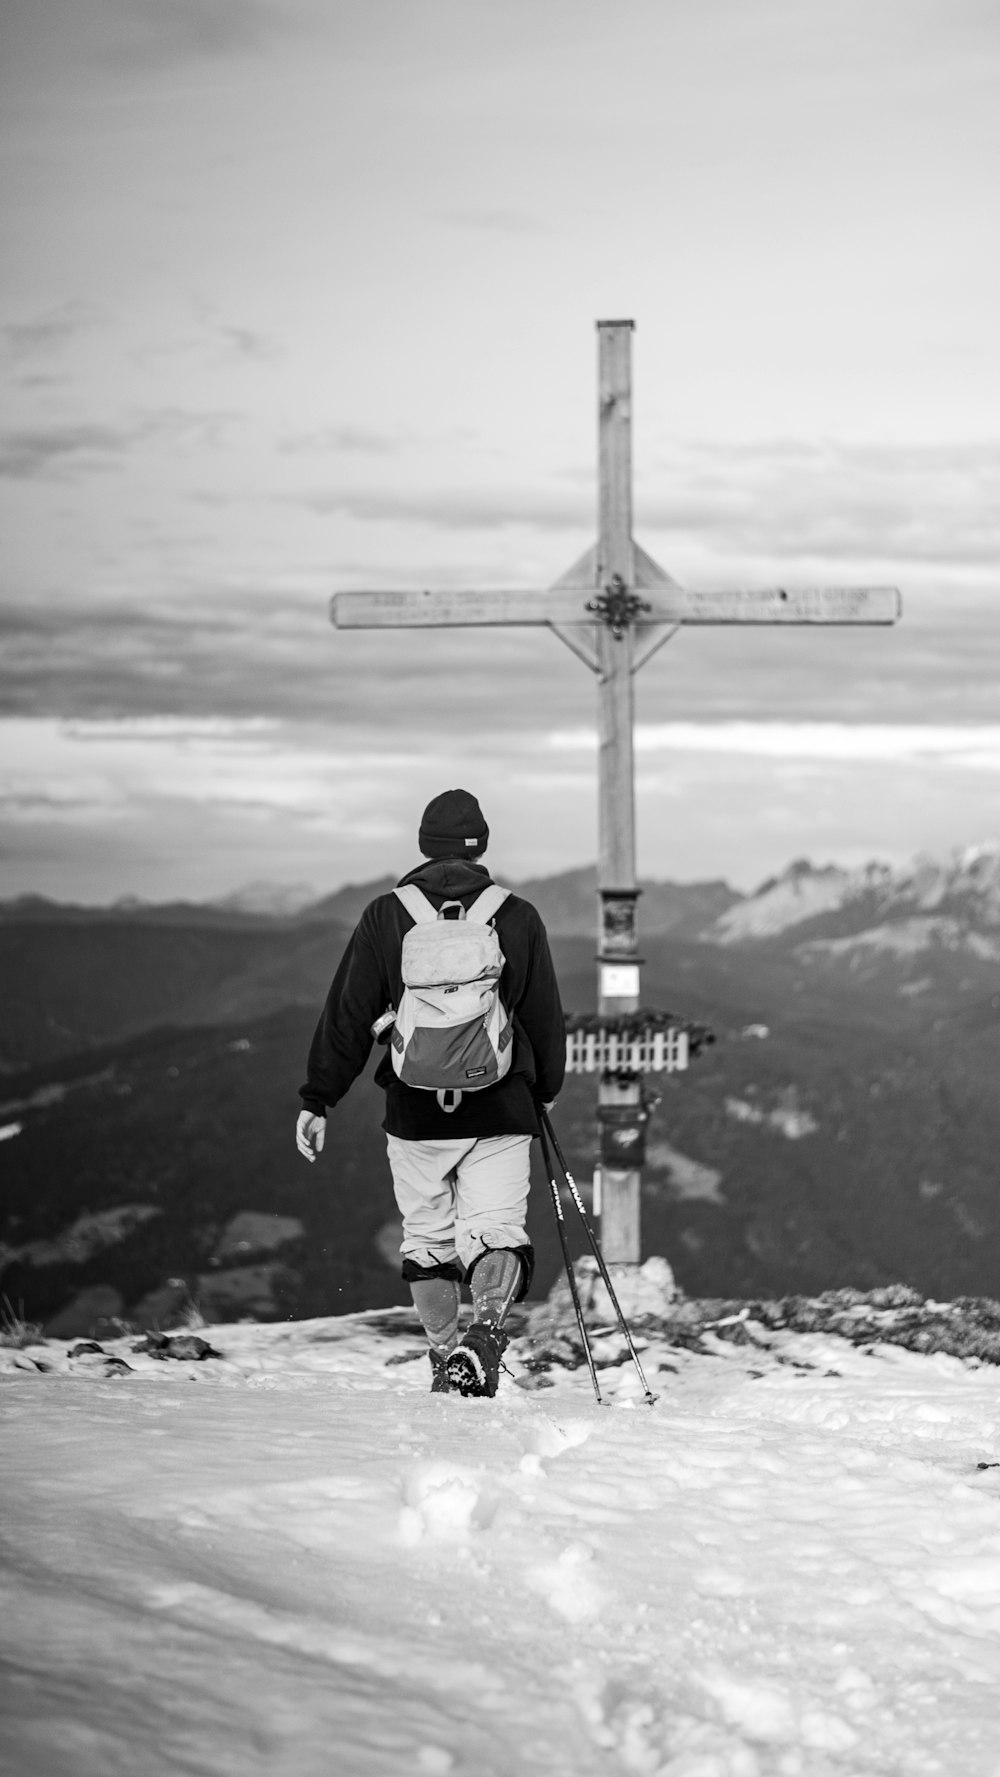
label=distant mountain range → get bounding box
[702,844,1000,1012]
[10,840,998,951]
[2,842,999,1335]
[4,841,999,1077]
[0,866,740,939]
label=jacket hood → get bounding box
[396,858,494,900]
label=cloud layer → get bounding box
[4,715,999,903]
[3,0,998,897]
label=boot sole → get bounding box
[445,1347,495,1398]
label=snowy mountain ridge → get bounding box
[704,840,1000,947]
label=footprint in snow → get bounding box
[398,1462,498,1545]
[521,1416,595,1462]
[525,1540,605,1622]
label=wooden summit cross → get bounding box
[332,320,900,1264]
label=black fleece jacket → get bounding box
[299,858,566,1139]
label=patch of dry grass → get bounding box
[0,1295,43,1348]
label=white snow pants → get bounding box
[385,1133,532,1273]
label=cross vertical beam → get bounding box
[594,321,643,1262]
[597,321,637,904]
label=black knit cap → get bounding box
[418,788,489,859]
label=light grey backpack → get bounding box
[389,883,513,1110]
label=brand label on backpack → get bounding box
[390,883,512,1109]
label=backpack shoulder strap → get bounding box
[394,884,438,924]
[467,884,510,925]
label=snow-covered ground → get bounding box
[4,1297,1000,1776]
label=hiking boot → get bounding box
[445,1321,508,1399]
[429,1349,453,1394]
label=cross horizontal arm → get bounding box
[668,585,901,625]
[331,584,900,630]
[333,589,563,628]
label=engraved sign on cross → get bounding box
[332,321,901,1265]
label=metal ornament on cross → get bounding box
[332,319,901,1264]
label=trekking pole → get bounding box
[540,1108,657,1407]
[537,1120,603,1405]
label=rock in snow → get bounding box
[3,1285,1000,1775]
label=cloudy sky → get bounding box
[2,0,998,903]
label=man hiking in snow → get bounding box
[296,788,566,1397]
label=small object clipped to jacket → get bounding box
[386,883,513,1111]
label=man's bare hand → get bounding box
[296,1110,326,1162]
